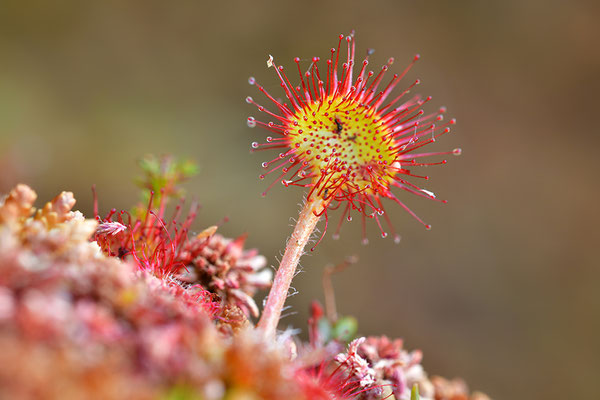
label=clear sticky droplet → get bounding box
[393,234,401,244]
[245,96,253,104]
[251,142,259,149]
[247,117,256,128]
[261,162,268,168]
[361,238,369,245]
[332,233,340,240]
[248,77,256,85]
[381,232,388,238]
[420,189,436,199]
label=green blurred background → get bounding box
[1,1,598,398]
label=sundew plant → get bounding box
[0,33,489,400]
[247,33,460,339]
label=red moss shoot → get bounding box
[247,32,460,245]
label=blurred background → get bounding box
[1,0,598,398]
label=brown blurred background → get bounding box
[1,1,598,398]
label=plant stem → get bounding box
[258,197,326,339]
